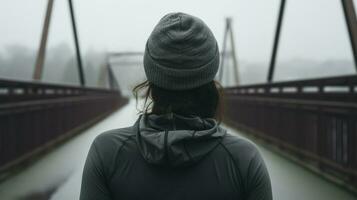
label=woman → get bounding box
[80,12,272,200]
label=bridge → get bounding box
[0,0,357,199]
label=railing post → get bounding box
[345,116,355,185]
[267,0,286,83]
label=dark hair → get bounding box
[132,80,224,121]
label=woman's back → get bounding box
[80,114,272,200]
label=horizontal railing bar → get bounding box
[0,95,115,111]
[226,95,357,110]
[0,78,114,93]
[225,75,357,90]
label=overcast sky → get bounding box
[0,0,356,64]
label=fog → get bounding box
[0,0,356,86]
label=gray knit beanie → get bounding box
[144,12,220,90]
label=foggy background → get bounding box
[0,0,356,89]
[1,1,357,199]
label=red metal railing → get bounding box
[0,79,128,172]
[224,75,357,190]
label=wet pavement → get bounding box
[0,100,355,200]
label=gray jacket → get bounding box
[80,113,272,200]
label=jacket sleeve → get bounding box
[80,140,112,200]
[245,150,273,200]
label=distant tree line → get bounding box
[0,43,108,88]
[0,43,355,89]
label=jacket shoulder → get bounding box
[220,133,265,179]
[90,126,136,176]
[220,133,261,160]
[220,133,272,199]
[222,134,272,200]
[93,126,135,147]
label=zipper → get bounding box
[168,112,176,130]
[164,129,169,163]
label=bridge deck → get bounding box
[0,100,355,200]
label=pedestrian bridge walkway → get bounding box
[0,100,355,200]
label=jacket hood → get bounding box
[135,113,226,167]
